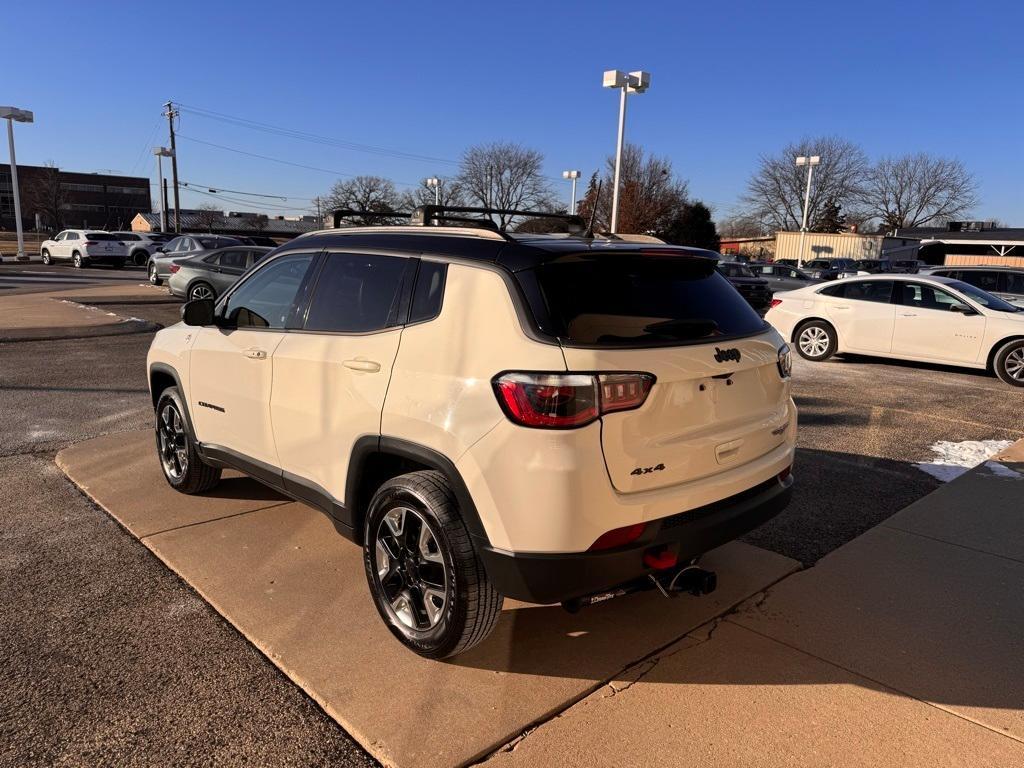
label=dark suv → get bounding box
[716,261,773,311]
[804,258,859,280]
[922,266,1024,308]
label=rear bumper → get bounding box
[478,473,793,604]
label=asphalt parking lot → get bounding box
[1,283,1021,765]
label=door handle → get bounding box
[833,304,850,310]
[343,358,381,373]
[898,312,918,317]
[244,348,267,359]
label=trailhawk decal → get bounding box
[198,401,226,413]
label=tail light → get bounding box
[493,372,654,429]
[777,343,792,378]
[169,264,181,274]
[589,522,646,551]
[769,298,783,308]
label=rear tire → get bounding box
[994,339,1024,387]
[188,281,215,301]
[155,386,221,494]
[133,250,149,267]
[794,320,837,361]
[72,252,84,269]
[41,250,51,265]
[363,470,503,659]
[149,262,162,285]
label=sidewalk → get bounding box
[0,282,167,341]
[489,446,1024,766]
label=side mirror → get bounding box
[155,246,165,253]
[949,303,977,315]
[181,298,215,326]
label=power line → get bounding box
[185,186,314,213]
[176,102,459,167]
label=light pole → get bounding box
[153,147,173,232]
[603,70,649,234]
[424,177,441,206]
[1,106,34,261]
[562,170,581,214]
[795,154,820,268]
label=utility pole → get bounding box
[315,196,322,228]
[163,101,181,233]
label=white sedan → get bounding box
[765,274,1024,387]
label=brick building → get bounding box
[0,163,151,233]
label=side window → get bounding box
[218,250,248,270]
[966,271,1001,292]
[1005,273,1024,294]
[54,232,66,241]
[304,252,412,333]
[409,261,447,324]
[249,250,268,266]
[818,284,846,297]
[66,232,79,241]
[898,283,963,311]
[225,253,317,329]
[843,280,894,304]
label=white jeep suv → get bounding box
[147,208,797,658]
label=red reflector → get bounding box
[598,373,654,413]
[778,466,792,482]
[589,523,646,551]
[169,264,180,274]
[770,298,783,308]
[643,548,678,570]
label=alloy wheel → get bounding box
[73,253,82,268]
[1005,348,1024,382]
[157,402,189,479]
[373,506,449,631]
[149,264,158,284]
[189,284,214,301]
[798,326,830,358]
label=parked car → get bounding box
[111,232,175,267]
[774,259,800,268]
[716,261,773,311]
[749,262,819,292]
[147,211,797,657]
[919,266,1024,308]
[766,274,1024,386]
[147,234,243,285]
[167,246,272,301]
[855,259,923,274]
[39,230,128,268]
[803,258,860,281]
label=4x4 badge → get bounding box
[714,347,741,363]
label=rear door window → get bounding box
[218,250,248,270]
[518,254,766,347]
[85,233,119,240]
[303,253,413,333]
[841,280,894,303]
[961,270,1001,292]
[1004,273,1024,294]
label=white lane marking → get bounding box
[914,440,1015,482]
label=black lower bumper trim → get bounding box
[478,474,792,604]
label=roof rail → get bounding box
[410,205,586,235]
[332,208,411,228]
[597,233,667,244]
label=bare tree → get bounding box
[323,175,402,225]
[576,144,689,235]
[456,142,555,229]
[718,210,770,238]
[247,214,270,234]
[22,162,65,232]
[398,178,468,211]
[741,137,868,231]
[861,153,977,231]
[195,203,222,232]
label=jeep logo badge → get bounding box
[714,347,741,363]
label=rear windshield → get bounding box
[86,232,119,241]
[519,254,767,347]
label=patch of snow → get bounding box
[914,440,1015,482]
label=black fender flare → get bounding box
[148,363,195,435]
[346,435,490,547]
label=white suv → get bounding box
[40,230,128,268]
[147,208,797,658]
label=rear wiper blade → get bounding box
[643,318,720,338]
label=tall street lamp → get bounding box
[1,106,34,261]
[602,70,649,234]
[424,177,441,206]
[795,154,820,268]
[153,147,173,232]
[562,170,581,214]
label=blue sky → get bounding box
[5,0,1023,223]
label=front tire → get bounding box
[363,471,503,659]
[155,386,221,493]
[41,250,51,265]
[133,250,149,267]
[994,339,1024,387]
[149,262,162,285]
[794,320,837,361]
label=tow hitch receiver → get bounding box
[561,562,718,613]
